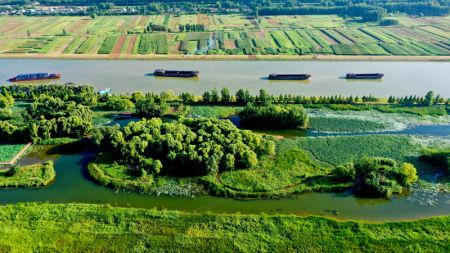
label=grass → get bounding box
[278,135,419,166]
[215,148,345,197]
[0,161,55,187]
[190,106,242,118]
[88,158,155,193]
[0,144,26,163]
[0,203,448,252]
[0,15,448,57]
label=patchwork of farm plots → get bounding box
[0,15,448,56]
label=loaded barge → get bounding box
[346,73,384,79]
[8,73,61,82]
[154,69,199,78]
[268,74,312,80]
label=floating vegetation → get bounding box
[307,108,450,133]
[406,183,450,206]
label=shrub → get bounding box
[239,104,308,130]
[339,157,418,198]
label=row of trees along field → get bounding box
[1,85,447,109]
[195,89,448,106]
[2,0,448,18]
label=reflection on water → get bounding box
[1,59,449,97]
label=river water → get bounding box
[1,59,449,97]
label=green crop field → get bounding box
[0,15,448,57]
[0,144,26,163]
[97,36,119,54]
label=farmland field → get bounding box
[0,144,26,163]
[0,15,448,58]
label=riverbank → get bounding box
[1,53,450,62]
[0,161,55,188]
[0,203,447,252]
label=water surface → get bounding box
[1,59,449,97]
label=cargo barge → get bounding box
[268,74,312,80]
[8,73,61,82]
[346,73,384,79]
[154,69,199,78]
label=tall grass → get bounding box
[0,203,447,252]
[0,161,55,187]
[309,117,386,132]
[278,135,419,166]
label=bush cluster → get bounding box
[335,157,418,198]
[93,118,275,176]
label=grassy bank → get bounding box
[0,203,447,252]
[0,161,55,188]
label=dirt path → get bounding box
[0,143,32,166]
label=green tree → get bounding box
[235,89,247,105]
[221,87,231,103]
[0,91,14,108]
[211,89,219,103]
[258,89,271,106]
[202,91,211,103]
[104,97,134,111]
[424,91,435,106]
[135,97,168,118]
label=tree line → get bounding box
[4,0,448,18]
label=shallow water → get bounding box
[1,59,449,97]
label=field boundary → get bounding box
[0,53,449,61]
[0,143,32,166]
